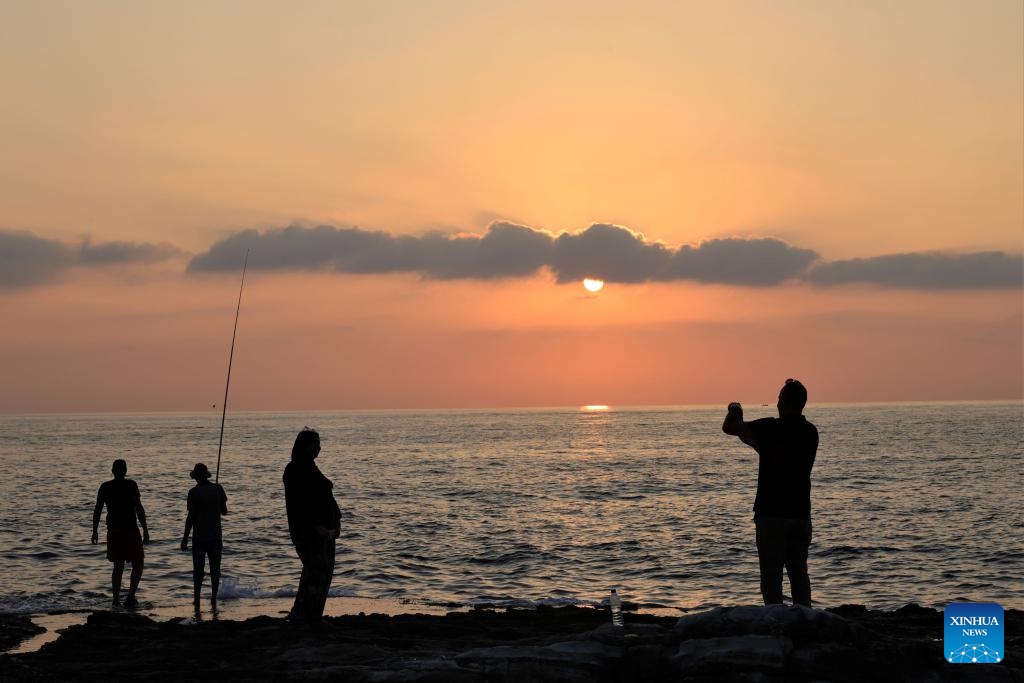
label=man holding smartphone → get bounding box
[722,379,818,607]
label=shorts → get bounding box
[192,539,223,565]
[106,527,144,564]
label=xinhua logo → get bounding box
[944,603,1003,664]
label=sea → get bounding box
[1,402,1021,625]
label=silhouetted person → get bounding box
[180,462,228,610]
[722,379,818,607]
[91,459,150,607]
[284,428,341,623]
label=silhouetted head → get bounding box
[111,459,128,479]
[291,427,321,462]
[777,379,807,417]
[190,462,211,481]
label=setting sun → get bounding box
[583,278,605,293]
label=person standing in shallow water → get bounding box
[722,379,818,607]
[92,459,150,607]
[284,428,342,623]
[180,462,228,609]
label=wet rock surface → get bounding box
[0,615,44,652]
[1,604,1020,681]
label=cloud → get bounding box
[186,222,555,279]
[663,237,819,286]
[188,222,1022,289]
[8,223,1021,292]
[189,222,818,286]
[550,224,669,283]
[0,229,75,288]
[422,222,555,279]
[186,226,380,272]
[79,238,182,265]
[0,229,182,289]
[549,227,818,285]
[806,251,1023,289]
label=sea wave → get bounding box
[1,404,1022,616]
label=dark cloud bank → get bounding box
[805,251,1022,289]
[187,222,1021,290]
[2,224,1020,290]
[184,222,826,286]
[0,229,181,288]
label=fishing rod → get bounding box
[215,249,250,484]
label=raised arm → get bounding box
[722,402,760,451]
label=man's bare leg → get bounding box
[111,561,125,606]
[124,558,143,606]
[209,550,221,609]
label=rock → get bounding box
[457,643,605,666]
[675,604,862,643]
[0,614,45,651]
[84,610,159,631]
[1,604,1021,682]
[673,634,791,675]
[548,640,624,659]
[788,641,884,682]
[456,644,615,682]
[366,659,480,683]
[582,621,671,648]
[828,603,869,618]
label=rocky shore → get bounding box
[1,603,1019,681]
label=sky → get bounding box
[1,1,1021,413]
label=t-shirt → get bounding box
[96,478,141,529]
[187,482,227,543]
[748,415,818,520]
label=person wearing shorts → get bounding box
[181,462,228,609]
[92,459,150,607]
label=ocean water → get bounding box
[0,402,1021,618]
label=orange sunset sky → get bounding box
[1,1,1021,413]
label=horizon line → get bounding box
[2,398,1020,418]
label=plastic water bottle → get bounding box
[609,589,623,627]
